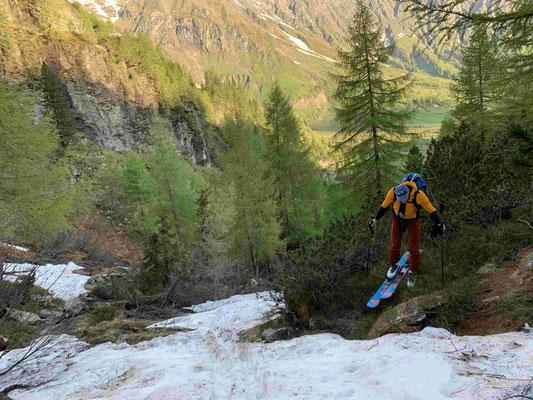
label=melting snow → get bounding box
[1,243,30,252]
[280,30,310,52]
[4,262,90,301]
[1,292,532,399]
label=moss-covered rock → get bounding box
[368,294,446,339]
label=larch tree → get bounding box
[0,80,87,247]
[450,24,502,140]
[219,116,282,277]
[402,0,533,127]
[39,63,78,148]
[333,3,413,197]
[264,83,324,244]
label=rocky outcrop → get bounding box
[64,81,215,165]
[368,294,446,339]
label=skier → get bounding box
[369,179,444,288]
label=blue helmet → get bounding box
[394,184,410,201]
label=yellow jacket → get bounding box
[381,181,436,220]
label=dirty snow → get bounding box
[1,291,532,399]
[4,262,90,301]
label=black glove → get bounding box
[431,223,444,237]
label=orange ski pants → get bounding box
[390,215,421,272]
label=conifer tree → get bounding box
[39,63,78,147]
[219,116,282,277]
[264,83,324,244]
[333,3,413,196]
[404,145,424,173]
[122,154,157,233]
[450,24,501,139]
[0,80,84,245]
[148,145,200,245]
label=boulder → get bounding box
[368,294,446,339]
[62,298,87,318]
[7,309,42,325]
[38,309,66,320]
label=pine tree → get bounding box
[264,83,324,244]
[333,3,413,196]
[39,63,78,147]
[450,24,502,140]
[219,116,282,276]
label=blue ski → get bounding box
[366,279,393,308]
[382,250,422,299]
[366,251,410,308]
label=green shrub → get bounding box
[89,304,120,325]
[497,289,533,324]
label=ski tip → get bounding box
[366,299,380,308]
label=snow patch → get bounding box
[1,243,30,252]
[68,0,121,23]
[280,30,310,52]
[4,262,90,300]
[148,292,279,332]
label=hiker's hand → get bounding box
[431,223,444,237]
[369,219,377,229]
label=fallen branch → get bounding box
[518,219,533,230]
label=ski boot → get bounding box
[387,262,401,279]
[407,271,415,288]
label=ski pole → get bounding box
[439,203,445,288]
[365,222,374,277]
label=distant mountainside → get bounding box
[7,0,497,129]
[67,0,471,129]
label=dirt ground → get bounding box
[67,211,143,266]
[455,246,533,335]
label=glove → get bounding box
[430,223,444,237]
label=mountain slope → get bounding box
[111,0,460,129]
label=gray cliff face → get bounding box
[64,81,215,167]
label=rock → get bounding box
[30,294,55,307]
[368,294,446,339]
[64,82,215,166]
[7,309,42,325]
[63,298,86,317]
[261,327,292,342]
[261,328,277,342]
[38,309,65,320]
[526,252,533,269]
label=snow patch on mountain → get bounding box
[68,0,121,23]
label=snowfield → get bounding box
[4,262,90,301]
[1,292,532,399]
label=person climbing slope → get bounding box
[369,174,444,288]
